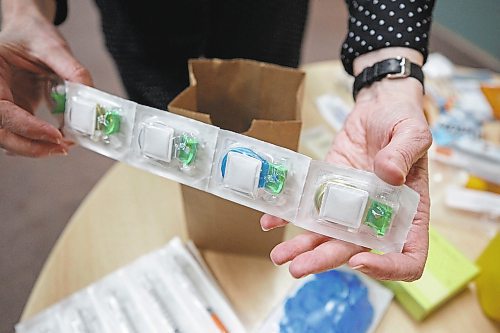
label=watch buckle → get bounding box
[387,57,411,79]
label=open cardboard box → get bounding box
[169,58,304,256]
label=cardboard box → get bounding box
[383,227,479,321]
[169,58,304,256]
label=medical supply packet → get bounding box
[15,237,246,333]
[257,266,393,333]
[59,82,419,253]
[208,130,311,222]
[64,82,137,160]
[127,104,219,190]
[296,161,420,253]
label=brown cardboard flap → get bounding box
[186,58,304,133]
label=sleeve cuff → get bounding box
[54,0,68,25]
[341,0,435,75]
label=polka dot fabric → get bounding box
[341,0,435,74]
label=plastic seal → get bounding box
[127,105,219,190]
[64,82,136,160]
[296,161,419,253]
[208,130,311,222]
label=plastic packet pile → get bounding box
[15,237,246,333]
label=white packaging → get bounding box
[15,308,64,333]
[126,105,219,190]
[208,130,311,222]
[295,161,419,253]
[64,82,137,160]
[57,290,111,333]
[155,238,246,333]
[123,257,205,333]
[89,272,159,333]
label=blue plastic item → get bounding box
[279,270,374,333]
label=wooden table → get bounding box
[21,61,499,332]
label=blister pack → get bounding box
[64,82,137,160]
[295,161,420,253]
[126,105,219,190]
[208,130,311,222]
[51,82,421,253]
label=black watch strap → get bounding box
[352,57,424,100]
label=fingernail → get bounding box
[261,225,271,231]
[49,148,67,156]
[351,265,366,271]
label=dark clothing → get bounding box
[54,0,434,108]
[92,0,309,109]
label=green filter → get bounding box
[176,134,198,166]
[50,91,66,114]
[96,104,121,135]
[264,163,288,195]
[364,200,394,236]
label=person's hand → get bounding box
[261,48,432,282]
[0,0,92,157]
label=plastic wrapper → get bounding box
[257,266,393,333]
[126,105,219,190]
[90,272,158,333]
[124,257,205,333]
[64,82,137,160]
[295,161,419,253]
[15,308,64,333]
[154,238,246,333]
[16,237,246,333]
[45,77,67,129]
[208,130,311,222]
[58,290,110,333]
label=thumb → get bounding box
[46,48,92,86]
[374,123,432,186]
[38,39,93,86]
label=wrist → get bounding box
[357,76,423,102]
[2,0,56,24]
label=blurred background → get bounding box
[0,0,498,332]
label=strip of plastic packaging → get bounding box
[60,82,420,253]
[64,82,137,160]
[295,161,420,253]
[126,105,219,190]
[208,130,311,222]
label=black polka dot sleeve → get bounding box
[341,0,436,75]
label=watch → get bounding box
[352,57,424,100]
